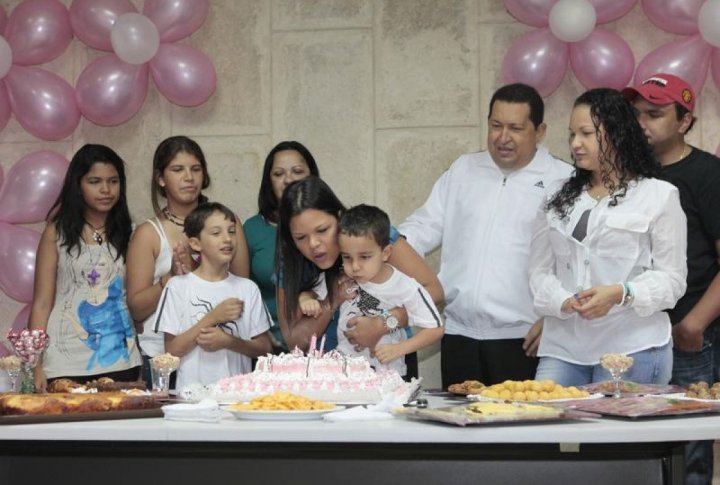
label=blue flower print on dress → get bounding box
[76,275,134,371]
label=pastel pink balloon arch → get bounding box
[501,0,637,96]
[0,151,69,357]
[72,0,216,126]
[0,0,79,140]
[639,0,720,155]
[637,0,720,96]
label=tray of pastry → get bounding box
[0,392,162,424]
[401,400,596,427]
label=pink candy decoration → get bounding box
[7,328,49,367]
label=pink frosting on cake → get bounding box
[213,349,405,403]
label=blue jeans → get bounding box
[535,341,673,387]
[672,324,720,485]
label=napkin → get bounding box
[161,398,222,423]
[322,405,394,422]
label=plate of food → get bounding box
[565,395,720,418]
[582,380,684,397]
[223,406,345,421]
[468,379,592,402]
[402,400,591,426]
[222,391,344,421]
[447,380,485,396]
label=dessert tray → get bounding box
[563,395,720,419]
[401,401,594,427]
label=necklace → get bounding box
[85,221,105,245]
[677,144,688,163]
[162,207,185,227]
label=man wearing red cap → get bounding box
[624,74,720,485]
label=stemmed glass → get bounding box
[600,353,634,399]
[6,367,21,393]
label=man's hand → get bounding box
[672,319,704,352]
[522,318,543,357]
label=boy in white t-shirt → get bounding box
[155,203,272,390]
[300,204,444,377]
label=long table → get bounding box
[1,396,717,485]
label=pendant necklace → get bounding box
[86,221,105,245]
[162,207,185,228]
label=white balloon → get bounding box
[110,13,160,65]
[549,0,597,43]
[699,0,720,48]
[0,37,12,79]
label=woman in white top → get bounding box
[126,136,249,385]
[529,88,687,386]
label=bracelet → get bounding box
[618,282,627,306]
[621,282,634,307]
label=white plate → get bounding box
[222,405,345,421]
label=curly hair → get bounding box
[547,88,660,219]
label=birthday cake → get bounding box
[205,348,409,404]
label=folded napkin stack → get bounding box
[161,399,222,423]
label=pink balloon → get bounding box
[0,84,11,133]
[150,43,216,106]
[4,0,73,65]
[11,304,31,333]
[0,151,69,224]
[0,222,41,303]
[711,47,720,92]
[635,35,712,96]
[143,0,210,43]
[5,66,80,140]
[503,0,554,27]
[0,7,7,33]
[76,54,149,126]
[69,0,136,51]
[590,0,636,23]
[570,28,634,90]
[500,28,568,97]
[641,0,703,35]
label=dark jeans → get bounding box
[671,323,720,485]
[440,333,538,389]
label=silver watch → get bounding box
[381,310,399,333]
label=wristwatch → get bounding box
[381,309,399,333]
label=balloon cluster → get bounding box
[0,0,79,140]
[73,0,216,126]
[0,151,69,357]
[501,0,637,96]
[7,329,49,368]
[637,0,720,98]
[0,0,215,139]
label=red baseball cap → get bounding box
[622,73,695,112]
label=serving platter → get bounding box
[401,402,595,427]
[222,405,345,421]
[564,395,720,419]
[0,407,163,425]
[582,381,684,397]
